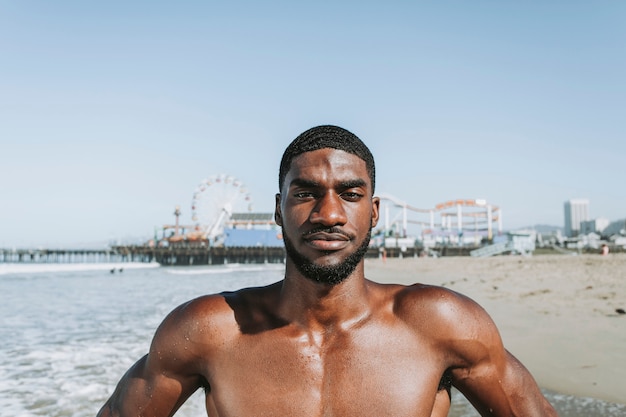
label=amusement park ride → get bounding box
[378,193,502,244]
[160,174,256,245]
[160,174,502,247]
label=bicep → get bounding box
[98,304,210,417]
[98,352,202,417]
[446,305,555,416]
[452,350,555,416]
[400,286,556,415]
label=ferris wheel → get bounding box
[191,174,252,240]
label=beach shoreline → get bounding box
[365,253,626,405]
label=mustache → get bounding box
[303,227,353,239]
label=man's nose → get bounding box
[309,192,347,225]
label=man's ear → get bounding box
[274,193,283,226]
[371,196,380,228]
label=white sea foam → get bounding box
[165,263,285,275]
[0,262,160,275]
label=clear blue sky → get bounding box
[1,1,625,247]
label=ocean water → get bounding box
[1,263,624,417]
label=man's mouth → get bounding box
[303,228,352,251]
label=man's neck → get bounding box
[277,262,372,331]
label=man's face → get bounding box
[275,148,380,284]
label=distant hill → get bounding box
[524,224,563,234]
[505,224,563,234]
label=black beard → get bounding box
[282,226,372,285]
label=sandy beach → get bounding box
[364,253,626,405]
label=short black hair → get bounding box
[278,125,376,194]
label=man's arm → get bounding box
[444,291,557,416]
[97,300,210,417]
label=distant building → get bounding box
[223,212,283,247]
[564,199,589,237]
[602,218,626,238]
[223,229,283,247]
[580,217,609,235]
[227,212,276,229]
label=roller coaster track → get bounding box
[377,193,502,237]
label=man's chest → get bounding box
[203,324,448,417]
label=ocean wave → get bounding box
[0,262,160,275]
[165,263,285,275]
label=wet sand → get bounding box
[365,253,626,405]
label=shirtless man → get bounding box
[98,125,557,416]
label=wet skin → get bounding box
[98,149,557,417]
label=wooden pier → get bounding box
[1,244,484,267]
[111,245,441,265]
[0,246,288,266]
[114,245,288,266]
[0,248,122,264]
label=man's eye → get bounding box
[294,191,316,199]
[342,192,363,201]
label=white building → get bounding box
[580,217,609,235]
[564,199,589,237]
[603,218,626,237]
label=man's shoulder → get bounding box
[388,282,495,337]
[158,281,283,339]
[392,282,473,310]
[173,281,282,320]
